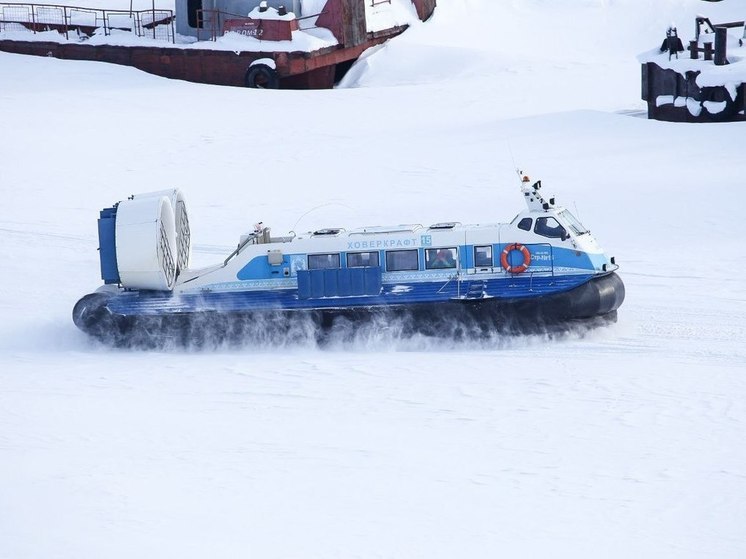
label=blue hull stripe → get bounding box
[107,274,595,316]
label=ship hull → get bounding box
[73,272,625,348]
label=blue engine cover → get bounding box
[297,267,382,299]
[98,206,120,284]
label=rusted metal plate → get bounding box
[222,19,262,39]
[281,65,336,89]
[0,23,403,89]
[315,0,343,44]
[222,17,298,42]
[345,0,367,47]
[411,0,436,21]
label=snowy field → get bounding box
[2,0,746,557]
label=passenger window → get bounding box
[386,249,418,271]
[534,217,567,239]
[517,218,532,231]
[425,248,457,270]
[308,253,340,269]
[474,246,492,267]
[347,251,379,268]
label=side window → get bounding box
[308,253,340,270]
[386,249,418,271]
[517,218,532,231]
[347,251,379,268]
[534,217,567,239]
[474,245,493,267]
[425,248,457,270]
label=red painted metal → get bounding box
[282,65,336,89]
[411,0,436,21]
[0,24,402,88]
[316,0,367,47]
[222,18,261,38]
[315,0,344,44]
[222,16,298,42]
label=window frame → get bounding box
[534,216,567,239]
[346,251,380,268]
[517,217,533,232]
[385,249,419,272]
[474,245,493,268]
[307,253,341,270]
[425,247,458,270]
[558,209,588,236]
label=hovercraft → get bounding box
[73,175,625,347]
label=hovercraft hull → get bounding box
[73,272,624,348]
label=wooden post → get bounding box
[714,26,728,65]
[703,41,713,61]
[689,40,699,59]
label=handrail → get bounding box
[0,2,174,42]
[695,15,745,41]
[503,242,555,290]
[437,272,458,294]
[223,232,260,267]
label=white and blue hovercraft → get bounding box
[73,175,625,346]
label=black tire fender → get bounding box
[244,63,279,89]
[72,291,116,337]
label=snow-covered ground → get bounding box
[1,0,746,557]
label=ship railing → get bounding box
[295,11,324,31]
[0,2,174,43]
[437,272,459,295]
[223,227,272,266]
[695,16,745,42]
[195,8,221,42]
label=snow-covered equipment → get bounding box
[73,175,625,346]
[641,15,746,122]
[0,0,437,90]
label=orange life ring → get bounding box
[500,243,531,274]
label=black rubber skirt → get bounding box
[73,273,625,348]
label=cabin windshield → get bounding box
[558,210,588,235]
